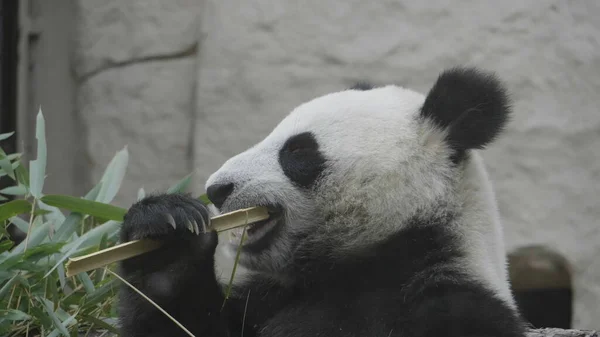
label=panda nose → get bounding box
[206,182,235,209]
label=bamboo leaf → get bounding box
[52,182,104,242]
[37,199,66,224]
[46,314,77,337]
[44,220,121,277]
[0,199,32,223]
[9,216,29,233]
[0,158,14,179]
[0,132,14,142]
[79,315,120,335]
[0,184,28,196]
[3,218,50,258]
[0,274,19,300]
[40,195,126,221]
[0,241,12,254]
[199,193,211,205]
[37,296,70,337]
[0,309,32,321]
[14,164,30,187]
[29,108,48,199]
[167,171,194,194]
[77,272,96,294]
[96,146,129,204]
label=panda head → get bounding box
[206,67,511,273]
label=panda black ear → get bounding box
[419,67,511,159]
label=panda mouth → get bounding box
[228,205,283,245]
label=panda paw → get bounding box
[118,193,220,308]
[120,193,218,255]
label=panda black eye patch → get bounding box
[279,132,327,189]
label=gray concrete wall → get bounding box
[67,0,599,329]
[74,0,202,205]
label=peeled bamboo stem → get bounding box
[65,207,269,277]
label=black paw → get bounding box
[120,193,213,243]
[118,193,219,279]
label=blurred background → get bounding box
[0,0,598,331]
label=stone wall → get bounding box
[72,0,600,329]
[74,0,202,206]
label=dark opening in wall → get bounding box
[0,0,19,181]
[509,245,573,329]
[0,0,25,244]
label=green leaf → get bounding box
[21,242,65,261]
[199,193,211,205]
[44,220,121,277]
[29,108,48,199]
[52,182,103,242]
[96,146,129,204]
[0,184,28,196]
[0,158,14,179]
[0,132,14,142]
[0,274,19,300]
[1,242,65,270]
[52,213,82,243]
[56,262,67,290]
[37,199,66,224]
[0,309,32,321]
[167,171,195,194]
[81,278,119,310]
[14,164,30,187]
[9,216,29,233]
[37,296,70,337]
[78,271,96,294]
[40,195,126,221]
[29,306,53,330]
[0,241,13,254]
[46,314,77,337]
[95,233,110,283]
[3,218,50,258]
[0,199,31,223]
[80,315,120,335]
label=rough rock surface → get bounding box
[74,0,200,77]
[74,0,201,207]
[77,58,197,207]
[192,0,600,329]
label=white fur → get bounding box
[207,84,515,307]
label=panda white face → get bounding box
[205,68,510,275]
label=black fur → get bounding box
[350,82,375,91]
[278,132,327,189]
[420,67,511,163]
[118,193,527,337]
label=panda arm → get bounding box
[117,194,246,337]
[406,282,527,337]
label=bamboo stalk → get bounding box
[65,206,269,277]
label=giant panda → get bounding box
[118,67,528,337]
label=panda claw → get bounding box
[192,219,200,235]
[199,215,208,233]
[185,218,195,233]
[165,213,177,230]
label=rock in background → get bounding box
[74,0,201,206]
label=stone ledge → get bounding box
[79,328,598,337]
[527,328,599,337]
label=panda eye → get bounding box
[284,133,319,153]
